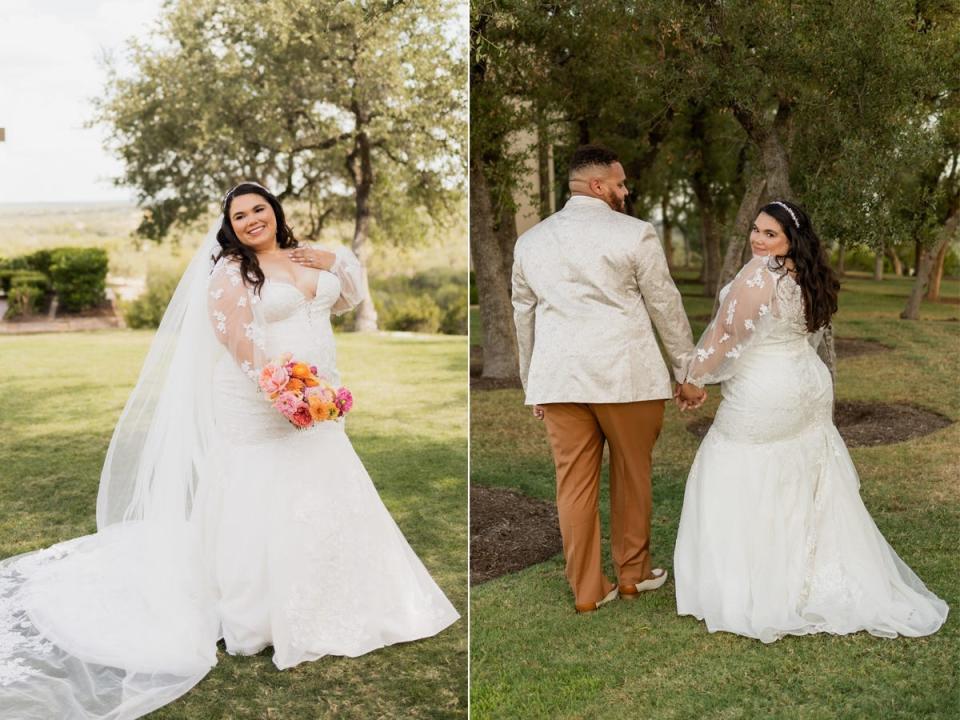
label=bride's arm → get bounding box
[207,259,265,380]
[683,255,780,388]
[329,246,366,315]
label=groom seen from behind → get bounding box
[512,144,704,613]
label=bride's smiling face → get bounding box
[228,193,278,251]
[750,212,790,257]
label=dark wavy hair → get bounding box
[759,200,840,332]
[213,182,299,295]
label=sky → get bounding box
[0,0,163,203]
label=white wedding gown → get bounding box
[0,248,459,718]
[674,255,948,643]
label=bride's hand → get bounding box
[288,247,336,270]
[675,382,706,412]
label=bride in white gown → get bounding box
[673,200,947,643]
[0,182,459,718]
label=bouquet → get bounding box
[258,353,353,429]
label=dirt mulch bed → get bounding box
[687,400,953,447]
[470,485,562,585]
[833,337,892,359]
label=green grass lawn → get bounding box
[470,273,959,719]
[0,330,467,719]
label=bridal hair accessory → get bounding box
[222,181,271,210]
[771,201,800,229]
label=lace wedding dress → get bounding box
[0,240,458,719]
[673,255,947,643]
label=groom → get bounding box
[512,144,705,613]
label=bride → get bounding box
[673,199,948,643]
[0,182,459,718]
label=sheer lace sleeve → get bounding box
[329,246,366,315]
[683,255,781,387]
[207,259,266,381]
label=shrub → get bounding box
[49,247,108,312]
[369,268,467,334]
[4,283,45,319]
[376,294,442,333]
[469,271,478,304]
[0,270,50,294]
[123,267,181,329]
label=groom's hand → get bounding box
[532,404,545,420]
[674,382,706,412]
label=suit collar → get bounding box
[563,195,613,211]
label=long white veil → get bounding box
[0,220,227,719]
[97,220,223,527]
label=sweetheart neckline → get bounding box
[264,272,336,303]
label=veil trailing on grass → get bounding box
[0,220,241,719]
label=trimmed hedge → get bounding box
[0,270,50,294]
[48,247,108,312]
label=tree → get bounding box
[96,0,465,331]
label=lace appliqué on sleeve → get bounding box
[208,259,266,381]
[683,256,791,387]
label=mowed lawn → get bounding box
[0,331,467,720]
[470,273,959,719]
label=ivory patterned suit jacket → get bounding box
[512,195,695,405]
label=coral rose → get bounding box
[259,364,289,395]
[291,403,313,428]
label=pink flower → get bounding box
[272,391,300,417]
[309,365,318,375]
[335,387,353,415]
[291,403,313,428]
[259,364,289,395]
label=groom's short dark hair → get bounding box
[569,144,619,177]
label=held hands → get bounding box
[532,404,545,420]
[288,247,337,271]
[674,382,707,412]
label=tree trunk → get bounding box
[902,206,959,319]
[887,246,904,276]
[661,194,674,271]
[470,158,519,378]
[347,121,379,332]
[873,250,884,281]
[537,114,553,220]
[836,241,846,276]
[717,170,766,301]
[496,201,517,295]
[926,239,950,300]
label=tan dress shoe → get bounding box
[574,585,619,614]
[619,568,668,599]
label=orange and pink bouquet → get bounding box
[258,353,353,429]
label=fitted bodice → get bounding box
[258,272,342,385]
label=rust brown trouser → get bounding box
[541,400,665,607]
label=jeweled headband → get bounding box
[222,181,270,210]
[770,200,799,229]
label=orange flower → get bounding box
[285,378,306,395]
[303,376,320,387]
[307,394,337,421]
[289,362,313,380]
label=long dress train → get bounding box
[0,246,459,718]
[673,255,947,642]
